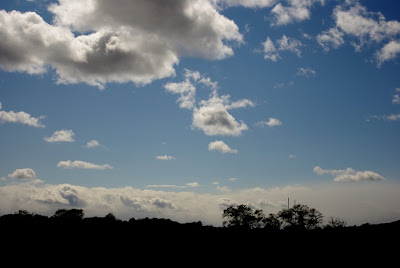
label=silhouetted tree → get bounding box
[278,204,323,230]
[222,204,266,229]
[53,209,84,222]
[326,216,347,229]
[264,213,282,231]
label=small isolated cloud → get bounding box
[57,160,113,170]
[270,0,325,26]
[314,166,386,182]
[370,113,400,122]
[217,186,232,192]
[376,41,400,67]
[297,67,316,77]
[228,178,237,182]
[156,155,176,161]
[186,182,200,187]
[0,104,45,127]
[392,88,400,104]
[44,129,75,143]
[289,154,297,159]
[208,140,238,154]
[262,35,302,62]
[212,181,220,185]
[317,27,345,52]
[256,118,282,127]
[85,140,101,148]
[8,168,36,179]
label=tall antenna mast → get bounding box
[288,198,289,209]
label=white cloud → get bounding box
[262,35,303,61]
[217,0,277,8]
[317,27,345,52]
[166,70,254,137]
[0,100,45,128]
[376,41,400,67]
[0,111,46,128]
[256,118,282,127]
[208,140,238,154]
[8,168,36,179]
[44,129,75,143]
[314,166,386,182]
[213,181,220,185]
[297,67,316,77]
[228,177,237,182]
[192,91,251,136]
[186,182,200,187]
[57,160,113,170]
[270,0,325,26]
[334,3,400,66]
[1,180,400,226]
[85,140,104,149]
[289,154,297,159]
[0,1,243,89]
[393,88,400,104]
[156,155,176,160]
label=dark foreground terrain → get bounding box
[1,210,399,264]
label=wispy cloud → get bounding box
[156,155,176,160]
[262,35,302,62]
[57,160,113,170]
[297,67,317,77]
[256,118,283,127]
[146,182,199,189]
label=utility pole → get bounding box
[288,198,289,209]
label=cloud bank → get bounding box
[314,166,386,182]
[1,180,399,226]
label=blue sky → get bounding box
[1,0,400,226]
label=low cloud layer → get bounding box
[1,180,399,226]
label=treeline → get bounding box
[1,205,399,234]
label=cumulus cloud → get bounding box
[262,35,303,61]
[217,186,232,193]
[156,155,176,160]
[270,0,325,26]
[57,160,113,170]
[0,1,244,88]
[369,113,400,122]
[44,129,75,143]
[85,140,101,148]
[0,100,45,128]
[8,168,36,179]
[1,180,400,226]
[167,70,254,137]
[317,27,345,52]
[256,118,282,127]
[314,166,386,182]
[333,3,400,66]
[0,110,46,128]
[208,140,238,154]
[297,67,316,77]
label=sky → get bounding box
[1,0,400,226]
